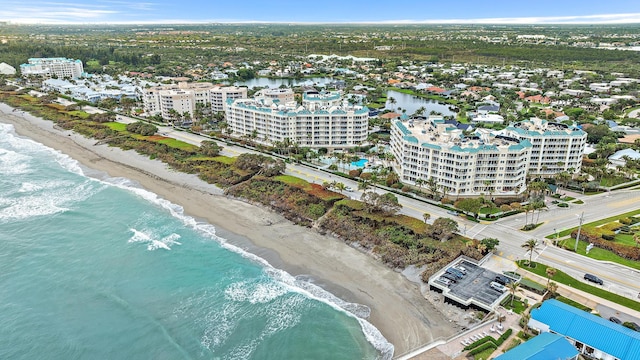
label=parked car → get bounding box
[625,322,640,331]
[609,317,622,324]
[494,275,514,286]
[453,265,467,275]
[446,267,465,279]
[490,281,507,292]
[436,277,452,286]
[584,273,604,285]
[441,272,458,283]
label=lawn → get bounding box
[65,110,91,119]
[479,206,501,215]
[517,261,640,311]
[105,122,127,131]
[555,296,592,312]
[558,238,640,271]
[156,138,199,152]
[502,295,528,314]
[547,209,640,238]
[472,346,496,360]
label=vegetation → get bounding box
[517,261,640,312]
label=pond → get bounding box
[385,90,456,117]
[233,77,334,89]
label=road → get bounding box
[117,116,640,301]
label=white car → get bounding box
[437,277,452,286]
[490,281,507,292]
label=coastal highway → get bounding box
[117,118,640,300]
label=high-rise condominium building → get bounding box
[143,82,247,119]
[391,117,531,197]
[20,58,84,79]
[225,89,369,148]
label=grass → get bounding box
[65,110,91,119]
[502,295,528,314]
[573,200,584,204]
[555,296,592,312]
[517,261,640,312]
[558,238,640,271]
[155,138,198,152]
[504,338,522,352]
[479,206,501,215]
[105,122,127,131]
[472,346,496,360]
[547,209,640,238]
[600,176,632,187]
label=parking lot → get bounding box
[431,258,512,311]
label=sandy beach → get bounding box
[0,103,457,357]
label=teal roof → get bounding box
[405,136,418,143]
[495,332,578,360]
[396,121,411,135]
[531,299,640,360]
[420,142,441,150]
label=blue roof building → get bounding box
[529,299,640,360]
[495,332,578,360]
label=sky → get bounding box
[2,0,640,25]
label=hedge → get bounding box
[464,328,513,351]
[468,341,497,356]
[572,229,640,261]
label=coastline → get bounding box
[0,103,457,356]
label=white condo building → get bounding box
[501,118,587,177]
[20,58,84,79]
[226,89,369,148]
[143,82,247,120]
[391,117,587,197]
[391,118,532,197]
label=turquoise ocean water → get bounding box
[0,123,392,359]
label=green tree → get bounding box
[480,238,500,253]
[521,239,541,267]
[199,140,222,157]
[430,218,459,241]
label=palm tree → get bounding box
[423,213,431,224]
[521,239,541,267]
[545,267,557,287]
[427,177,438,198]
[508,281,520,307]
[415,178,425,193]
[334,182,346,193]
[548,281,558,297]
[358,180,371,193]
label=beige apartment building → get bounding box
[226,90,369,148]
[20,58,84,79]
[143,82,247,120]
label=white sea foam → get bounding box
[0,147,31,175]
[128,228,181,251]
[0,123,83,176]
[86,167,394,360]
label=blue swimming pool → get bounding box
[350,158,369,168]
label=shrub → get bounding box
[464,336,494,350]
[401,186,411,192]
[468,342,497,356]
[348,169,362,178]
[557,203,569,208]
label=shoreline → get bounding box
[0,103,458,356]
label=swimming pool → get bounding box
[350,158,369,168]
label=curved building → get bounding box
[226,91,369,148]
[391,118,532,197]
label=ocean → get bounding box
[0,122,392,360]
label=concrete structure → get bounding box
[143,82,247,119]
[502,118,587,177]
[225,90,368,148]
[529,299,640,360]
[494,332,579,360]
[391,117,531,197]
[0,62,16,75]
[20,58,83,79]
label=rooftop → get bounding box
[494,332,578,360]
[396,117,526,152]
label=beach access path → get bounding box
[0,104,459,357]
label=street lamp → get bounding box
[575,212,584,253]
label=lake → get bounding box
[234,77,334,89]
[385,90,456,117]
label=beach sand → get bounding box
[0,103,457,357]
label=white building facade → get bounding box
[143,82,247,119]
[502,118,587,177]
[226,90,369,148]
[20,58,84,79]
[391,118,532,197]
